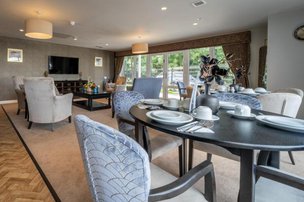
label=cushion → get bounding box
[150,163,207,202]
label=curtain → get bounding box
[223,43,250,87]
[258,46,267,88]
[114,56,124,83]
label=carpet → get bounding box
[3,103,304,202]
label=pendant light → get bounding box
[25,19,53,39]
[132,43,149,54]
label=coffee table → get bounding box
[73,91,111,111]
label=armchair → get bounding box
[12,76,25,115]
[74,115,216,202]
[132,77,162,99]
[24,77,73,130]
[177,81,188,100]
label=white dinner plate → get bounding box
[146,111,193,125]
[150,110,182,120]
[256,115,304,133]
[192,114,220,121]
[219,101,238,110]
[227,110,256,120]
[162,103,179,111]
[255,90,271,94]
[141,99,164,106]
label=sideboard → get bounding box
[54,80,87,94]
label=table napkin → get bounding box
[194,127,214,133]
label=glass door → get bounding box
[166,51,184,99]
[150,54,165,98]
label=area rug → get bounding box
[3,103,304,202]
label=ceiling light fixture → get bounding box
[161,7,167,11]
[25,19,53,39]
[19,29,24,32]
[132,43,149,54]
[73,37,77,41]
[193,22,198,26]
[105,43,109,46]
[70,21,76,26]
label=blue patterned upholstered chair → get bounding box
[74,115,216,202]
[189,93,262,168]
[113,91,184,176]
[132,78,162,99]
[213,93,262,109]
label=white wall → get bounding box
[267,8,304,118]
[249,24,268,88]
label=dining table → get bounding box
[129,105,304,202]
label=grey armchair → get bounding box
[132,77,162,99]
[74,115,216,202]
[177,81,188,100]
[24,77,73,130]
[12,76,25,116]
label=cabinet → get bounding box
[54,80,87,94]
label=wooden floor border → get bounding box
[1,105,61,202]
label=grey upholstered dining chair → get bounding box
[74,115,216,202]
[189,93,262,168]
[24,77,73,130]
[258,92,303,165]
[12,76,26,116]
[113,91,184,175]
[131,77,162,99]
[177,81,188,100]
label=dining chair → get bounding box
[258,92,303,165]
[273,88,303,98]
[24,77,73,130]
[74,115,216,202]
[12,76,26,116]
[113,91,184,176]
[131,77,162,99]
[255,164,304,201]
[189,93,262,168]
[177,81,188,100]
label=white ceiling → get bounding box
[0,0,304,51]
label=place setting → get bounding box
[226,104,256,120]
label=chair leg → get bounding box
[288,151,295,165]
[16,109,20,115]
[178,145,183,177]
[188,140,194,170]
[68,116,72,123]
[51,123,54,132]
[207,153,213,162]
[112,109,115,118]
[28,121,33,129]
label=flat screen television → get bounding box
[48,56,79,74]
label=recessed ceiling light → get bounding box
[193,22,198,26]
[70,21,76,26]
[161,7,167,11]
[73,37,77,40]
[105,43,109,46]
[19,29,24,32]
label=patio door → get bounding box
[150,54,165,98]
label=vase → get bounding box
[195,83,219,114]
[86,88,92,93]
[93,87,98,93]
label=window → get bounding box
[121,55,147,86]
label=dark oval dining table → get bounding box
[129,106,304,202]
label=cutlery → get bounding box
[177,121,198,132]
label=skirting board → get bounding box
[0,100,17,105]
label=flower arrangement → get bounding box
[83,82,97,91]
[199,54,233,85]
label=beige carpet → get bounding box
[3,103,304,202]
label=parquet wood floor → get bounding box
[0,106,55,202]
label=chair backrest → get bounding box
[24,77,56,122]
[131,78,162,99]
[213,93,262,110]
[74,115,150,202]
[113,91,144,133]
[177,81,187,95]
[12,76,24,90]
[258,93,302,118]
[273,88,304,98]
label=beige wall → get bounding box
[267,8,304,118]
[0,36,114,101]
[248,24,268,88]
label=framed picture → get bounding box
[7,48,23,63]
[95,57,103,67]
